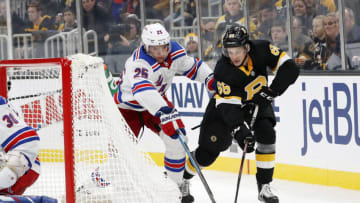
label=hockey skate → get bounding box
[180,179,194,203]
[258,183,279,203]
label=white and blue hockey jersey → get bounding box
[0,96,40,174]
[114,41,215,115]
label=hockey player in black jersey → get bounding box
[182,25,299,203]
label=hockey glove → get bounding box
[251,86,278,109]
[155,106,186,139]
[205,73,217,94]
[231,122,255,153]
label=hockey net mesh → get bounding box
[4,54,180,202]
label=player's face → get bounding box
[227,46,248,66]
[148,45,169,63]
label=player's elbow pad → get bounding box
[270,59,299,95]
[0,166,18,189]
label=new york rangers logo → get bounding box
[91,167,111,188]
[155,75,164,86]
[157,30,163,35]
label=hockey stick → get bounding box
[234,104,259,203]
[177,133,216,203]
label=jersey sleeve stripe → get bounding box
[152,63,161,72]
[124,102,144,109]
[272,52,290,72]
[215,94,243,107]
[132,81,156,95]
[2,128,39,152]
[170,49,186,61]
[183,58,202,80]
[35,156,41,166]
[2,126,33,149]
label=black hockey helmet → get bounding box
[222,25,249,49]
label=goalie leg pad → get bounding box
[6,151,30,178]
[0,167,17,189]
[198,100,232,153]
[0,169,39,195]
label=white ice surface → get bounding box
[190,170,360,203]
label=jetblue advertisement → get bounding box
[140,76,360,174]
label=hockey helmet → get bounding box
[222,25,249,56]
[141,23,171,51]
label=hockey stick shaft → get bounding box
[178,134,216,203]
[234,143,247,203]
[234,104,259,203]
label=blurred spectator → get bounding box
[63,0,76,8]
[121,0,161,22]
[24,2,55,33]
[111,0,126,22]
[120,0,140,22]
[82,0,114,56]
[304,0,329,17]
[184,32,199,58]
[164,0,194,30]
[0,1,26,34]
[255,4,280,40]
[125,14,142,50]
[342,7,360,43]
[276,0,336,12]
[97,0,113,13]
[58,7,77,32]
[320,0,336,12]
[322,12,339,70]
[270,20,288,52]
[323,13,338,56]
[105,14,141,73]
[293,0,312,34]
[214,0,257,56]
[202,20,217,66]
[36,0,64,18]
[310,15,327,70]
[292,16,314,69]
[24,1,57,58]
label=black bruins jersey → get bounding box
[213,40,299,127]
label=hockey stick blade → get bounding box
[177,133,216,203]
[234,105,259,203]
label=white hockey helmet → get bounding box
[141,23,171,51]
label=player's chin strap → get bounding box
[238,48,249,68]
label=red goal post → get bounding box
[0,54,180,203]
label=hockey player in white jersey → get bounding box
[113,23,215,203]
[0,96,41,195]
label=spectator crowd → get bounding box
[0,0,359,72]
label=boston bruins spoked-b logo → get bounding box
[210,135,217,142]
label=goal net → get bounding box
[0,54,180,203]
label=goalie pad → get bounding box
[0,151,7,170]
[0,151,30,189]
[0,166,17,189]
[6,151,30,178]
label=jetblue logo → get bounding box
[301,82,360,156]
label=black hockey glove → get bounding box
[231,123,255,153]
[251,86,278,109]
